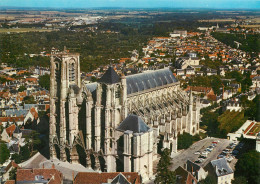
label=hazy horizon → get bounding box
[0,0,259,9]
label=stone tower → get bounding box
[96,67,128,172]
[49,48,81,162]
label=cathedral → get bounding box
[49,50,200,181]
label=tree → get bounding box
[200,175,217,184]
[0,143,10,164]
[11,153,22,164]
[210,75,222,95]
[18,85,26,92]
[232,176,248,184]
[155,148,176,184]
[177,132,193,149]
[235,150,260,184]
[24,131,41,155]
[201,112,220,137]
[23,95,36,104]
[9,168,17,180]
[38,74,50,90]
[20,145,30,161]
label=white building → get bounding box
[210,158,234,184]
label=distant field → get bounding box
[199,19,235,22]
[0,28,57,33]
[240,24,260,28]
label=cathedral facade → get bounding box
[49,50,200,181]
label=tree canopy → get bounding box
[38,74,50,90]
[0,143,10,164]
[235,150,260,184]
[177,132,193,149]
[155,148,176,184]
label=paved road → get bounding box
[170,137,232,170]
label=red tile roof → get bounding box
[74,172,141,184]
[0,117,25,124]
[4,180,15,184]
[5,161,20,172]
[5,124,16,137]
[30,107,38,119]
[16,168,63,184]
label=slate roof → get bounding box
[85,82,98,93]
[5,109,29,117]
[14,126,21,134]
[126,68,178,95]
[116,114,150,133]
[211,158,233,177]
[187,160,201,173]
[111,173,131,184]
[99,67,121,84]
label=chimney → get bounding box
[52,164,55,169]
[42,164,44,169]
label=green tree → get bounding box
[177,132,193,149]
[0,143,10,164]
[210,75,222,95]
[24,131,41,155]
[38,74,50,90]
[225,71,243,83]
[235,150,260,184]
[23,96,36,104]
[155,148,176,184]
[9,168,17,180]
[18,85,26,92]
[200,175,217,184]
[232,176,248,184]
[201,112,221,137]
[20,145,30,161]
[11,153,22,164]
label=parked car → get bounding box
[227,156,233,162]
[206,148,212,152]
[195,160,202,163]
[232,150,239,156]
[202,151,208,155]
[199,155,207,159]
[217,154,224,159]
[194,151,201,155]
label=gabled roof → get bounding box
[111,173,131,184]
[117,114,150,133]
[99,67,121,84]
[16,168,63,183]
[5,124,16,137]
[74,172,141,184]
[186,160,202,173]
[175,166,198,184]
[211,158,233,177]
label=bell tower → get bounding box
[49,47,81,160]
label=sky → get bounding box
[0,0,259,9]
